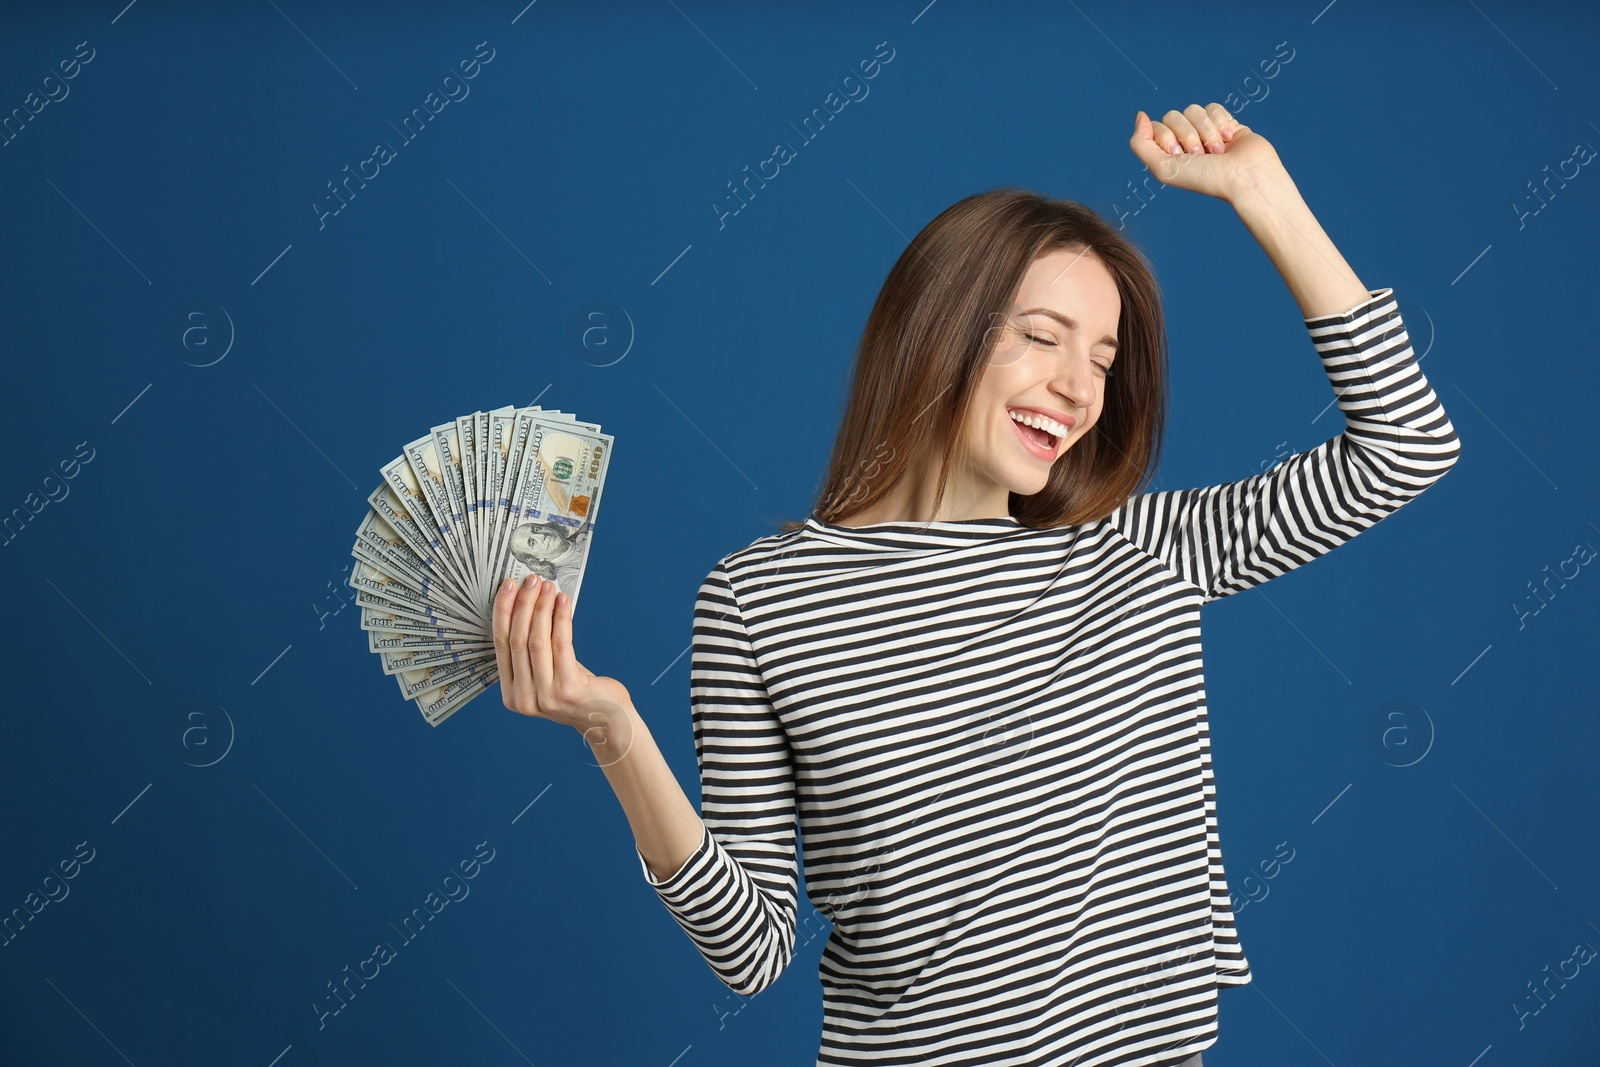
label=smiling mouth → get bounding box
[1008,408,1071,459]
[1011,416,1059,459]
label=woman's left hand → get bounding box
[1128,102,1286,203]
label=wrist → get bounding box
[1226,163,1300,218]
[575,698,643,770]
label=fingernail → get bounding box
[1167,143,1183,155]
[523,575,538,588]
[500,577,515,593]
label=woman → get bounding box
[490,103,1461,1067]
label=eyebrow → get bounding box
[1017,307,1118,353]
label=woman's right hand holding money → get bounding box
[492,575,635,760]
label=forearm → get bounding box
[583,700,705,883]
[1229,166,1370,320]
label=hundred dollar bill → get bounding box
[474,406,513,597]
[416,669,499,727]
[358,603,479,640]
[411,664,497,717]
[455,411,482,596]
[366,623,491,653]
[378,645,495,676]
[352,522,435,599]
[351,538,444,616]
[355,587,475,633]
[486,407,584,598]
[348,560,479,631]
[489,418,613,619]
[353,509,442,588]
[402,434,477,608]
[471,410,491,576]
[365,485,463,598]
[483,408,532,611]
[499,415,611,592]
[431,420,475,598]
[366,630,484,651]
[394,655,492,700]
[352,508,476,622]
[379,453,474,604]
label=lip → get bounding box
[1004,415,1056,460]
[1007,404,1077,432]
[1011,414,1060,461]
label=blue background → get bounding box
[1,1,1596,1064]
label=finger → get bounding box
[529,575,556,691]
[1162,109,1202,153]
[1184,103,1224,153]
[549,586,583,696]
[491,576,518,693]
[1128,111,1178,171]
[1132,110,1182,154]
[1150,120,1184,156]
[508,575,542,698]
[1205,101,1239,141]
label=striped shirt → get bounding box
[637,287,1461,1066]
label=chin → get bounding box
[1004,466,1053,495]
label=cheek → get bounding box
[1073,401,1103,439]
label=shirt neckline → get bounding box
[804,514,1025,534]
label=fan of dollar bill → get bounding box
[348,406,613,727]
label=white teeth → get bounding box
[1009,408,1069,439]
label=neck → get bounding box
[834,459,1010,526]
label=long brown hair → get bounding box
[773,186,1168,534]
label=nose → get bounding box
[1048,347,1099,413]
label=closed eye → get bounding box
[1018,329,1115,377]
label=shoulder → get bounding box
[699,524,812,594]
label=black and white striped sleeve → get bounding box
[634,560,800,997]
[1108,287,1462,603]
